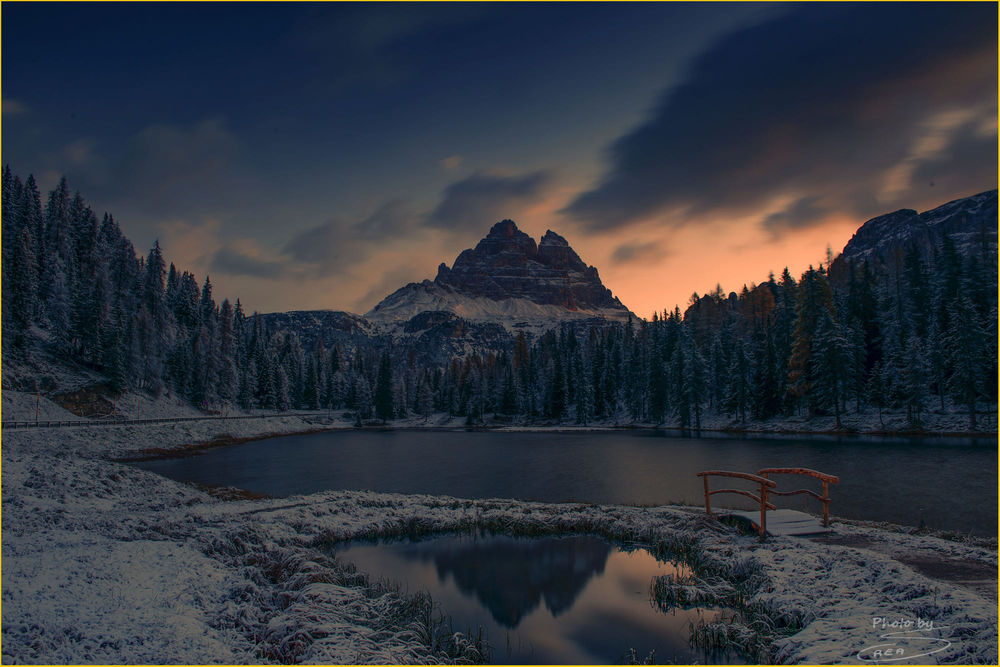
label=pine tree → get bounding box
[499,368,518,415]
[217,299,238,403]
[726,337,752,425]
[945,295,986,429]
[683,328,708,430]
[44,252,72,351]
[899,335,929,426]
[9,226,39,348]
[787,267,833,416]
[867,360,886,427]
[374,351,394,422]
[303,357,321,409]
[354,375,373,421]
[810,311,852,428]
[274,364,291,411]
[549,351,566,420]
[416,374,434,421]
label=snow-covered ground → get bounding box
[2,410,997,663]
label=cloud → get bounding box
[880,105,996,201]
[63,138,96,166]
[760,196,832,233]
[3,99,28,115]
[561,4,997,232]
[353,265,425,312]
[610,240,667,265]
[440,155,463,169]
[211,246,290,280]
[283,199,419,274]
[426,170,553,230]
[116,119,241,210]
[293,4,492,91]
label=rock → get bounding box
[838,190,997,268]
[382,219,629,320]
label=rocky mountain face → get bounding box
[838,189,997,268]
[366,220,631,325]
[256,221,633,364]
[436,220,624,310]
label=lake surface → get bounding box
[332,532,737,664]
[135,429,997,534]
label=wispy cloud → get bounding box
[2,99,28,115]
[561,4,997,233]
[610,240,667,265]
[426,169,553,231]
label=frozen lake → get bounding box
[135,429,997,534]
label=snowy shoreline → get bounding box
[2,408,997,664]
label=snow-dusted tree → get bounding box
[274,364,291,411]
[725,336,752,425]
[683,327,708,430]
[353,374,373,421]
[416,374,434,420]
[374,351,394,422]
[810,311,853,428]
[44,252,72,352]
[8,227,38,348]
[302,357,321,409]
[945,295,986,429]
[899,335,929,426]
[787,267,833,416]
[217,299,238,403]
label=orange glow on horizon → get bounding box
[585,216,863,319]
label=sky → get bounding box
[2,2,996,318]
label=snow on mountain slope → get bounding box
[366,279,631,328]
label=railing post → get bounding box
[759,471,769,538]
[703,475,712,516]
[822,480,830,527]
[759,481,768,539]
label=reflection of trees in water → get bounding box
[412,535,612,628]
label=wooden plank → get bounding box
[757,467,840,484]
[724,509,832,536]
[697,470,777,487]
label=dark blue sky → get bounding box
[3,2,995,315]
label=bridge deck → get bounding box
[722,508,831,536]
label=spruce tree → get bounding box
[374,351,394,423]
[945,295,985,429]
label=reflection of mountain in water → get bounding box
[405,534,612,628]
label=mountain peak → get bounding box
[486,219,522,238]
[369,219,631,323]
[539,230,569,247]
[839,190,997,266]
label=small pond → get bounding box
[332,532,741,664]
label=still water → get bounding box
[333,532,736,664]
[135,429,997,533]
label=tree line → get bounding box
[2,168,996,428]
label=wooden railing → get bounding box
[697,467,839,538]
[696,470,776,537]
[757,468,840,527]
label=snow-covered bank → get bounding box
[2,419,996,664]
[5,387,996,439]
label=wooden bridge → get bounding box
[696,468,840,538]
